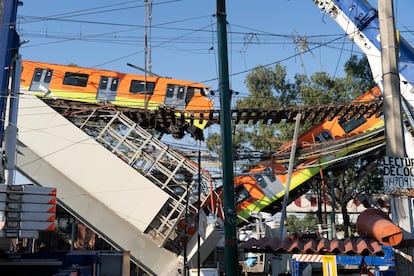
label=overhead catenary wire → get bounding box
[17,0,414,96]
[18,1,369,89]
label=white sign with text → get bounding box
[383,156,414,196]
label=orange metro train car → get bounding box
[19,60,214,129]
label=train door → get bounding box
[254,167,284,199]
[97,76,119,101]
[30,68,53,93]
[165,84,186,109]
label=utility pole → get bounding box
[379,1,406,156]
[378,0,413,274]
[0,0,20,184]
[143,0,152,109]
[216,1,238,275]
[279,113,301,238]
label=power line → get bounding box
[16,0,389,91]
[18,0,184,23]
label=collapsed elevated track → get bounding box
[42,97,384,139]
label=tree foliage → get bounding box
[206,55,376,158]
[207,64,297,156]
[286,213,318,234]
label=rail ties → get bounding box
[42,98,384,136]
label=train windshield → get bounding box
[339,117,367,133]
[165,84,186,109]
[315,130,333,143]
[235,185,250,204]
[254,167,275,188]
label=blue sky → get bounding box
[17,0,413,103]
[13,1,414,183]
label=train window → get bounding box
[33,69,43,82]
[99,77,108,89]
[44,70,53,83]
[235,185,250,204]
[63,72,89,87]
[340,117,367,133]
[101,77,119,91]
[166,85,174,98]
[315,130,333,143]
[129,80,155,94]
[177,87,185,99]
[110,78,119,91]
[166,85,186,98]
[254,174,267,189]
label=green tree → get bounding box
[286,215,301,234]
[286,213,318,234]
[326,148,385,237]
[237,64,297,154]
[343,55,376,94]
[207,64,296,157]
